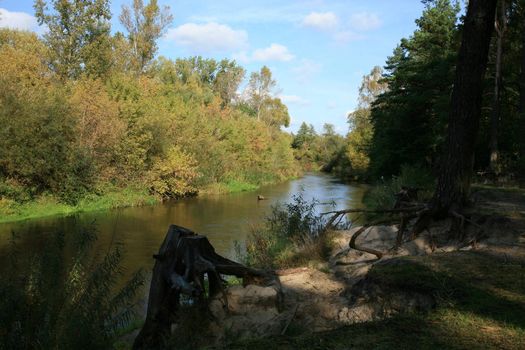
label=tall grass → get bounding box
[239,193,335,270]
[0,224,144,349]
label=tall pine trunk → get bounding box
[432,0,497,216]
[519,5,525,181]
[489,0,506,174]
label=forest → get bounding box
[0,0,302,222]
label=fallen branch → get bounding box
[321,205,426,217]
[322,205,426,231]
[349,226,383,259]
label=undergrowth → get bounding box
[0,223,144,350]
[238,192,338,270]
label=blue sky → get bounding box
[0,0,426,134]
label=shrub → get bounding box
[240,193,333,269]
[0,224,144,349]
[148,146,199,198]
[363,164,435,211]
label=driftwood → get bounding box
[133,225,270,350]
[322,186,427,258]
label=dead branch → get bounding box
[349,226,383,259]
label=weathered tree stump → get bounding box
[133,225,270,350]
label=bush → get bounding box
[363,164,435,211]
[0,224,144,349]
[240,193,332,269]
[148,146,199,198]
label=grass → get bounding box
[220,250,525,350]
[0,185,158,224]
[203,180,260,194]
[240,193,335,270]
[0,177,283,224]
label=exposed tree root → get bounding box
[348,225,383,260]
[324,186,493,260]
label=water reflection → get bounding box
[0,173,367,276]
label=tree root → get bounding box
[330,204,491,261]
[321,205,426,231]
[349,225,383,260]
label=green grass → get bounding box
[0,185,158,224]
[202,180,260,195]
[220,250,525,350]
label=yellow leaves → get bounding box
[0,33,51,95]
[69,79,125,163]
[149,146,199,198]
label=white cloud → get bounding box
[302,11,339,31]
[349,12,382,31]
[252,44,294,62]
[165,22,248,53]
[236,43,294,63]
[0,8,39,31]
[279,94,310,106]
[292,59,322,83]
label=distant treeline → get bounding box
[0,0,300,212]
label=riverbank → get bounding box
[0,178,278,224]
[226,248,525,349]
[212,187,525,350]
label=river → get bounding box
[0,173,366,277]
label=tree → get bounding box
[0,31,93,201]
[519,1,525,179]
[214,59,246,106]
[346,66,388,177]
[244,66,290,128]
[119,0,173,74]
[432,0,497,215]
[489,0,508,173]
[246,66,276,121]
[34,0,112,79]
[368,0,460,177]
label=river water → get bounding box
[0,173,366,276]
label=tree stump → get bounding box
[133,225,270,350]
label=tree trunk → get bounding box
[519,5,525,181]
[133,225,270,350]
[432,0,497,216]
[489,0,506,174]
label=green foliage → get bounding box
[34,0,113,79]
[345,66,388,179]
[0,25,300,222]
[149,146,199,198]
[292,122,347,173]
[0,34,95,203]
[363,165,435,211]
[119,0,173,73]
[368,0,460,177]
[0,225,144,349]
[241,193,330,269]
